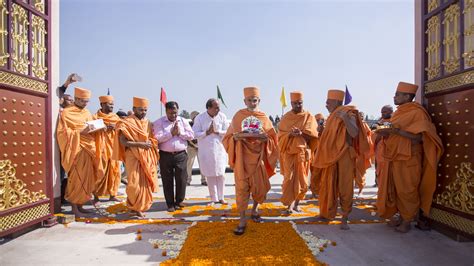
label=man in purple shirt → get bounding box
[153,101,195,212]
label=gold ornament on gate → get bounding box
[435,162,474,214]
[0,160,47,211]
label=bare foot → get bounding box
[92,195,100,205]
[250,213,263,223]
[315,215,329,222]
[129,211,145,218]
[387,216,401,227]
[72,204,89,217]
[238,218,247,229]
[340,217,350,230]
[293,205,302,213]
[108,196,121,202]
[395,221,411,233]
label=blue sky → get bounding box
[60,0,414,120]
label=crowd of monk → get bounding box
[57,82,443,235]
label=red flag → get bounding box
[160,87,167,106]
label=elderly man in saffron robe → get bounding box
[372,105,393,187]
[313,89,370,230]
[223,86,279,235]
[278,91,318,213]
[114,97,159,218]
[376,82,443,233]
[92,95,122,203]
[57,87,99,217]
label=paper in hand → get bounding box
[86,119,106,133]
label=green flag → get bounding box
[217,85,228,108]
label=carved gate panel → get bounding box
[0,0,52,237]
[422,0,474,240]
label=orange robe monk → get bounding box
[93,96,121,199]
[355,121,374,193]
[309,113,325,197]
[114,97,159,214]
[57,88,98,211]
[223,109,278,212]
[278,92,318,210]
[223,87,278,236]
[377,82,443,231]
[313,90,370,226]
[373,117,391,186]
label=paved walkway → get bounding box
[1,168,473,265]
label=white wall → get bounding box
[415,0,423,103]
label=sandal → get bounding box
[251,214,263,223]
[415,221,431,231]
[387,217,401,227]
[233,225,246,235]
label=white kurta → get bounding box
[192,111,229,177]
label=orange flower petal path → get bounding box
[161,221,325,265]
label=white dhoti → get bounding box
[192,111,229,202]
[207,175,225,201]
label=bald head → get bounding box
[60,94,73,108]
[381,105,393,119]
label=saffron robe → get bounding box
[313,106,370,219]
[57,105,98,205]
[355,121,374,192]
[377,102,443,220]
[223,109,279,212]
[93,110,121,197]
[278,110,318,206]
[114,115,159,212]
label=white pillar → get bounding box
[51,0,61,200]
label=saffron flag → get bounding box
[160,87,167,106]
[344,85,352,105]
[280,87,287,108]
[217,85,228,108]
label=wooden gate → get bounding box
[421,0,474,240]
[0,0,53,237]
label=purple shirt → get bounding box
[153,116,194,153]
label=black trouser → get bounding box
[60,163,67,203]
[159,150,188,208]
